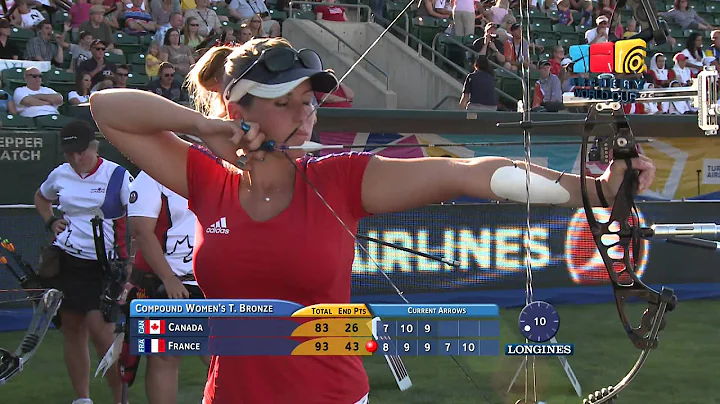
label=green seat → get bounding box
[128,53,146,68]
[43,68,75,83]
[212,5,230,17]
[104,52,127,65]
[552,23,575,33]
[2,67,26,92]
[53,11,69,31]
[10,27,35,41]
[558,36,579,48]
[268,9,287,21]
[0,114,35,129]
[460,34,478,46]
[534,37,556,48]
[291,10,315,20]
[221,21,241,30]
[706,3,719,13]
[34,114,76,130]
[530,21,553,33]
[126,72,149,88]
[114,32,142,55]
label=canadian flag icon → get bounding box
[146,320,166,335]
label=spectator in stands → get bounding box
[682,32,705,75]
[245,14,267,38]
[579,1,593,26]
[66,30,93,71]
[13,67,62,117]
[68,0,92,40]
[503,22,530,73]
[147,62,188,102]
[151,0,180,19]
[160,28,194,77]
[415,0,448,19]
[34,120,128,404]
[316,0,347,22]
[80,5,123,55]
[0,78,17,114]
[452,0,476,36]
[68,72,92,104]
[647,53,674,87]
[539,0,557,13]
[585,15,609,44]
[660,0,715,31]
[92,63,130,91]
[431,0,451,18]
[707,30,720,60]
[482,0,508,24]
[532,59,562,108]
[152,0,175,26]
[556,0,573,25]
[595,0,614,17]
[0,18,21,59]
[154,11,183,45]
[218,28,235,44]
[77,39,117,86]
[10,0,43,28]
[236,23,253,44]
[623,18,638,38]
[560,58,586,92]
[642,83,659,114]
[459,50,497,110]
[24,20,67,63]
[123,0,157,35]
[227,0,280,37]
[549,45,564,76]
[182,16,204,50]
[672,52,693,85]
[472,22,506,69]
[146,41,161,78]
[184,0,222,37]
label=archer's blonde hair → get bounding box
[185,37,293,117]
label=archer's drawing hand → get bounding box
[52,219,68,235]
[602,155,656,198]
[197,117,267,169]
[231,120,268,171]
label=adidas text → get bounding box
[206,217,229,234]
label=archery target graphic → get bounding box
[615,40,647,74]
[564,207,649,284]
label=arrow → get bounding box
[257,139,653,153]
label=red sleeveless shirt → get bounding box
[186,145,372,404]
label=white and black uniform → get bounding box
[39,158,132,313]
[126,171,203,298]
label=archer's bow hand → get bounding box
[602,155,656,201]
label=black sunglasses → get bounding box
[223,47,323,100]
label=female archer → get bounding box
[89,38,657,403]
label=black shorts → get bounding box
[126,269,204,301]
[43,249,105,314]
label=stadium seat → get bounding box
[104,52,126,65]
[10,27,35,42]
[268,9,287,21]
[0,114,36,129]
[212,5,230,17]
[114,32,143,55]
[2,68,26,92]
[126,72,149,88]
[34,114,76,130]
[552,24,575,34]
[290,10,315,20]
[128,53,146,69]
[221,20,241,31]
[43,68,75,83]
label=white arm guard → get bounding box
[489,165,571,204]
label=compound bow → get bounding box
[0,238,63,385]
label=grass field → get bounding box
[1,299,719,404]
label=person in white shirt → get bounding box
[13,67,62,118]
[34,120,131,404]
[10,0,43,28]
[452,0,476,36]
[585,15,610,44]
[124,167,210,404]
[227,0,280,37]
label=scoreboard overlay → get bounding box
[129,300,500,358]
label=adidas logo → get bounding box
[206,217,229,234]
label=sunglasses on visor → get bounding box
[223,47,324,100]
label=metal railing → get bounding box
[431,33,523,82]
[432,95,460,109]
[288,1,374,23]
[311,19,390,90]
[370,16,516,103]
